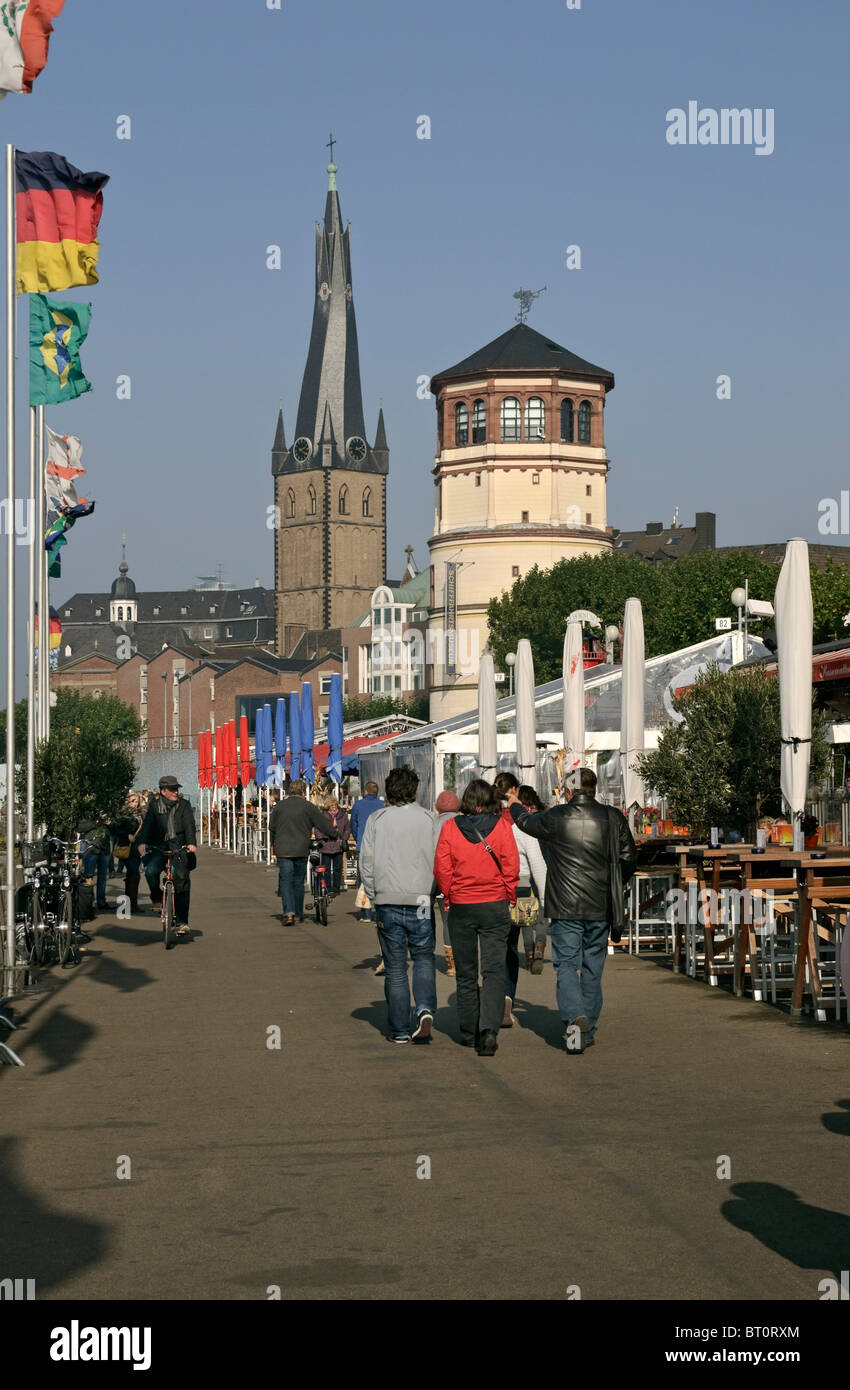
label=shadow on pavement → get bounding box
[822,1099,850,1137]
[510,998,567,1051]
[89,955,156,995]
[721,1182,850,1280]
[351,1002,388,1037]
[94,923,162,948]
[0,1136,109,1291]
[24,1004,97,1075]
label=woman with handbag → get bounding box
[314,797,351,898]
[112,794,143,913]
[503,785,549,1025]
[434,779,519,1056]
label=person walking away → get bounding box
[359,767,440,1045]
[312,797,351,898]
[137,776,199,936]
[434,779,519,1057]
[350,781,384,921]
[112,795,144,913]
[269,780,336,924]
[503,784,549,1026]
[78,818,111,912]
[433,790,461,975]
[507,767,636,1053]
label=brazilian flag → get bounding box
[29,294,92,406]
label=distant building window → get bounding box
[362,487,371,517]
[181,606,188,616]
[287,488,296,518]
[64,643,71,656]
[521,510,529,523]
[339,485,348,516]
[474,473,482,487]
[308,485,316,515]
[117,606,123,620]
[64,609,71,617]
[512,565,520,577]
[393,676,401,691]
[204,627,213,638]
[578,400,592,445]
[586,483,592,496]
[95,607,102,617]
[209,605,217,614]
[586,512,591,525]
[532,472,540,485]
[455,402,468,446]
[226,626,232,636]
[153,606,160,616]
[560,399,574,443]
[140,690,147,705]
[472,398,486,444]
[210,679,215,700]
[500,397,521,442]
[525,397,545,440]
[319,676,333,695]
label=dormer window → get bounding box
[153,606,160,616]
[95,607,102,617]
[209,605,217,615]
[180,606,188,616]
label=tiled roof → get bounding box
[431,323,614,388]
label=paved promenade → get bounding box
[2,848,849,1301]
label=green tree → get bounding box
[51,688,142,742]
[635,664,831,839]
[33,726,137,839]
[0,698,28,751]
[342,694,429,723]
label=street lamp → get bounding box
[161,671,167,747]
[506,651,516,698]
[605,624,619,664]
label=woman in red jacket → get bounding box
[434,779,519,1056]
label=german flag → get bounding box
[16,150,109,295]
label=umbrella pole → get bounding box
[266,787,271,865]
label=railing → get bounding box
[131,735,200,753]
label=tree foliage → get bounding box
[635,665,831,838]
[486,549,850,680]
[33,727,137,839]
[342,693,429,723]
[51,688,142,743]
[0,698,28,751]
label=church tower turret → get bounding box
[272,145,388,647]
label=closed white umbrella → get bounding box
[562,614,590,789]
[620,597,645,817]
[478,651,498,778]
[515,638,537,790]
[775,538,813,851]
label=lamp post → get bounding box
[731,584,747,650]
[506,651,516,698]
[605,624,619,664]
[161,671,167,748]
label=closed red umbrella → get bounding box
[239,715,250,787]
[229,719,238,788]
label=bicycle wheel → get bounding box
[163,881,175,949]
[318,894,328,926]
[57,889,73,966]
[27,887,44,965]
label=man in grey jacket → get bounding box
[359,766,440,1044]
[269,780,336,924]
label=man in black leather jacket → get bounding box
[137,776,198,933]
[507,767,636,1052]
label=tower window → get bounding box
[472,398,486,444]
[578,400,592,445]
[95,607,102,617]
[500,397,521,442]
[560,399,574,443]
[512,566,520,577]
[287,488,296,518]
[586,483,592,496]
[586,512,592,525]
[153,606,160,616]
[532,472,540,485]
[308,485,316,515]
[455,402,468,446]
[474,473,482,487]
[339,485,349,515]
[521,510,529,523]
[525,397,545,440]
[362,487,372,517]
[117,606,123,620]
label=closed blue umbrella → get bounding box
[288,690,302,780]
[274,697,287,769]
[254,708,267,787]
[300,682,315,785]
[327,674,344,784]
[262,703,274,783]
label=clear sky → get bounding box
[2,0,849,659]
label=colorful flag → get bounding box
[16,150,109,294]
[35,602,61,669]
[0,1,66,98]
[30,294,91,404]
[45,424,86,509]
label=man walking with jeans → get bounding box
[359,767,440,1045]
[269,781,336,924]
[507,768,636,1052]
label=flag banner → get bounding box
[45,500,94,552]
[35,602,61,668]
[0,1,66,99]
[16,150,109,294]
[45,424,86,510]
[30,294,91,404]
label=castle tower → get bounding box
[272,152,388,650]
[427,322,615,720]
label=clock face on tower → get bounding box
[346,436,367,463]
[292,437,311,463]
[319,282,330,301]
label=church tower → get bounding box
[272,150,388,651]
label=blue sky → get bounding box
[3,0,849,649]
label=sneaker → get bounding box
[412,1012,433,1044]
[477,1030,498,1057]
[502,996,515,1028]
[531,940,546,974]
[392,1035,411,1044]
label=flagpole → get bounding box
[25,405,37,838]
[35,411,44,743]
[38,407,49,741]
[4,145,17,997]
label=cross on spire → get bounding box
[327,131,336,163]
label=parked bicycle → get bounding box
[17,837,85,969]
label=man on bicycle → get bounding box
[137,776,198,936]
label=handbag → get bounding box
[510,892,540,928]
[354,884,371,911]
[116,844,130,861]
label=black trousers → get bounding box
[448,899,511,1044]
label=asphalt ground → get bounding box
[2,846,849,1302]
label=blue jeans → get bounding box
[278,856,308,918]
[376,904,437,1040]
[549,919,610,1038]
[83,850,109,908]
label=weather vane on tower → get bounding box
[513,285,547,324]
